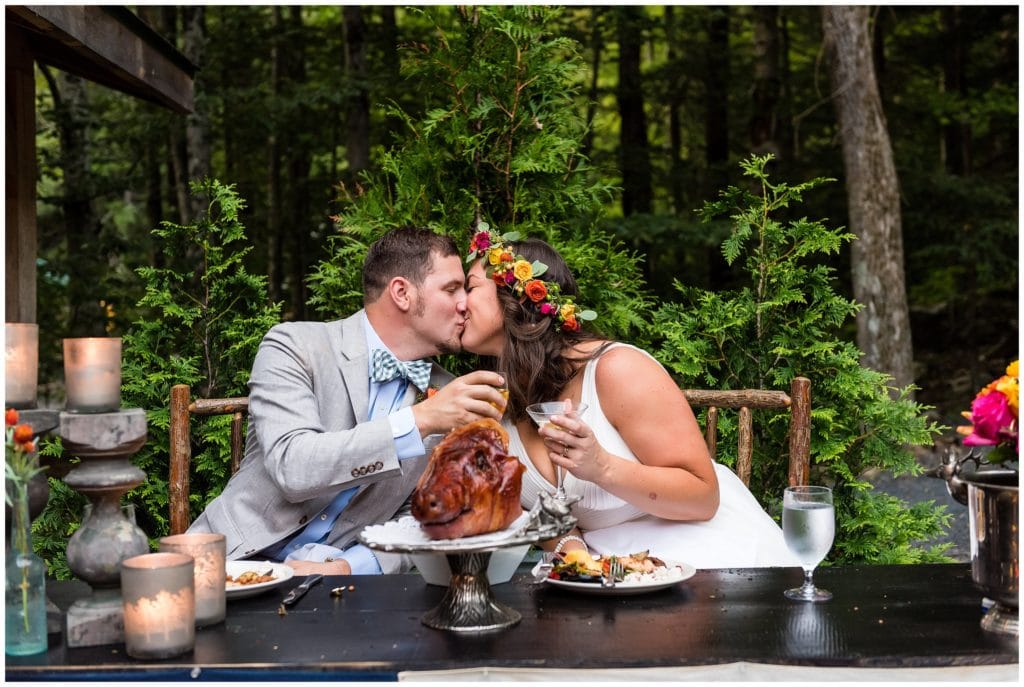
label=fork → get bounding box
[601,556,623,589]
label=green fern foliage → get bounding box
[119,179,281,542]
[307,6,645,353]
[651,155,951,565]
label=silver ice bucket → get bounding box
[964,470,1018,637]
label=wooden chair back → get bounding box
[683,377,811,488]
[168,384,249,535]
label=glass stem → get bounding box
[802,568,816,593]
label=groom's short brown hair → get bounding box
[362,227,459,304]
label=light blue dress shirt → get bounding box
[265,312,426,573]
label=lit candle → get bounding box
[121,552,195,660]
[63,337,121,413]
[159,533,226,627]
[5,323,38,409]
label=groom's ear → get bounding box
[387,276,415,313]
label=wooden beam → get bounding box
[5,27,37,323]
[8,5,195,114]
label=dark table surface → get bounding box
[6,563,1017,681]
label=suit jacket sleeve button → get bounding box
[299,515,308,525]
[375,460,384,470]
[351,468,359,478]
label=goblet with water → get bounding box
[525,400,588,501]
[782,485,835,602]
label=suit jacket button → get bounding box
[374,460,383,470]
[351,468,359,478]
[359,466,368,476]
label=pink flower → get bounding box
[472,231,491,252]
[504,271,516,285]
[963,391,1016,447]
[540,302,554,315]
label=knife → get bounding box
[281,574,324,607]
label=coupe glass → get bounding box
[782,485,835,602]
[525,400,588,500]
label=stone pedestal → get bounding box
[59,409,149,648]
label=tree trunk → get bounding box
[616,7,652,216]
[379,6,402,147]
[582,7,604,161]
[182,6,211,222]
[665,5,684,214]
[344,6,371,180]
[43,69,105,335]
[267,6,284,305]
[750,6,781,158]
[704,6,730,194]
[286,6,311,320]
[821,6,915,392]
[941,6,972,176]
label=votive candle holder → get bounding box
[63,337,121,413]
[121,552,195,660]
[5,323,38,409]
[159,533,226,627]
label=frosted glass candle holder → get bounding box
[5,323,38,409]
[159,533,226,627]
[121,552,195,660]
[63,337,121,413]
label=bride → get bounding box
[459,228,796,568]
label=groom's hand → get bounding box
[412,370,506,435]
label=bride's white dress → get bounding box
[505,343,797,569]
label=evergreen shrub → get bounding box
[651,156,953,564]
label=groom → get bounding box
[189,227,507,575]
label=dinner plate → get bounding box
[225,560,294,600]
[537,560,696,596]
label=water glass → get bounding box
[782,485,835,602]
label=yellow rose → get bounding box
[1006,360,1019,378]
[488,248,504,265]
[512,259,533,281]
[560,303,575,320]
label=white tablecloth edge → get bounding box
[398,661,1019,683]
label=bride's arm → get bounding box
[540,346,718,521]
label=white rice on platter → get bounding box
[623,564,682,584]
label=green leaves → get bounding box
[116,179,281,547]
[651,155,950,565]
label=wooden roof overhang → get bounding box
[5,5,197,322]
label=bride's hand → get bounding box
[540,412,606,483]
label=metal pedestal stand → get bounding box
[59,409,149,648]
[362,493,577,633]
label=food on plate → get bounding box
[411,418,525,539]
[226,570,276,587]
[549,550,670,583]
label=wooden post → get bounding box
[5,28,37,323]
[789,377,811,486]
[169,384,191,535]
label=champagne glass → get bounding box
[782,485,835,602]
[525,400,588,500]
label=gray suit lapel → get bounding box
[337,311,370,421]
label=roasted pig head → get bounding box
[411,418,525,539]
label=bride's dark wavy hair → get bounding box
[483,238,611,422]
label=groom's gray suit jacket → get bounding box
[189,310,452,573]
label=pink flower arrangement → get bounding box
[958,360,1018,462]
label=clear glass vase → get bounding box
[5,481,48,656]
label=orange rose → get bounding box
[6,408,18,426]
[13,424,33,444]
[562,315,579,332]
[524,279,548,303]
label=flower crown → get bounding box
[466,224,596,332]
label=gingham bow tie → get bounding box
[370,349,432,392]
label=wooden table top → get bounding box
[6,563,1017,680]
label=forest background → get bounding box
[26,5,1018,573]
